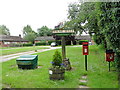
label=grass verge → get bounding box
[2,45,118,88]
[1,46,49,56]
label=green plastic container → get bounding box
[16,55,38,69]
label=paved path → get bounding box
[79,75,89,88]
[0,46,61,62]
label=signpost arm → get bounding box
[85,55,87,71]
[62,36,66,59]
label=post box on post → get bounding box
[82,42,89,71]
[82,42,89,55]
[105,49,114,71]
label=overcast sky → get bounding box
[0,0,79,36]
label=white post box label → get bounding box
[49,70,53,74]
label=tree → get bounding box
[0,25,10,35]
[66,3,84,34]
[37,26,52,36]
[23,25,37,36]
[23,25,37,43]
[67,1,120,69]
[95,2,120,68]
[24,32,37,44]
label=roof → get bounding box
[75,35,91,40]
[35,35,92,41]
[35,36,55,41]
[0,35,28,42]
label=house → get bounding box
[35,36,55,43]
[35,35,92,45]
[0,35,29,47]
[75,35,92,41]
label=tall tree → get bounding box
[24,32,37,44]
[23,25,37,43]
[37,26,52,36]
[95,2,120,68]
[67,1,120,68]
[0,25,10,35]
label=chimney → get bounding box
[19,34,21,38]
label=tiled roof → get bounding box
[35,35,91,41]
[0,35,28,42]
[35,36,55,41]
[75,35,91,40]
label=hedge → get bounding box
[23,43,33,46]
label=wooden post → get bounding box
[109,61,110,71]
[62,36,66,59]
[85,55,87,71]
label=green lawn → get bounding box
[1,46,49,56]
[2,45,118,88]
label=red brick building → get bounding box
[0,35,29,47]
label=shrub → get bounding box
[35,41,46,46]
[23,43,33,46]
[48,40,55,45]
[52,50,62,67]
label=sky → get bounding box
[0,0,79,36]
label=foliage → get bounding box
[37,26,52,36]
[67,1,120,68]
[24,32,37,44]
[35,41,47,46]
[23,25,37,43]
[52,50,62,67]
[94,2,120,68]
[0,25,10,35]
[23,43,33,46]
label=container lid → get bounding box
[16,58,35,61]
[16,55,38,61]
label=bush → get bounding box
[48,40,55,45]
[35,41,46,46]
[56,40,61,45]
[52,50,62,67]
[23,43,33,46]
[9,43,23,47]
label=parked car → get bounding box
[51,42,57,47]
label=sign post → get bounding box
[105,49,114,71]
[82,42,89,71]
[52,30,75,70]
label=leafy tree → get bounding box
[67,1,120,69]
[23,25,37,43]
[95,2,120,68]
[66,3,84,34]
[24,32,37,44]
[37,26,52,36]
[0,25,10,35]
[23,25,37,36]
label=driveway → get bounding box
[0,46,61,62]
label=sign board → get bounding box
[52,30,75,36]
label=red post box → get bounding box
[82,42,89,55]
[106,50,114,62]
